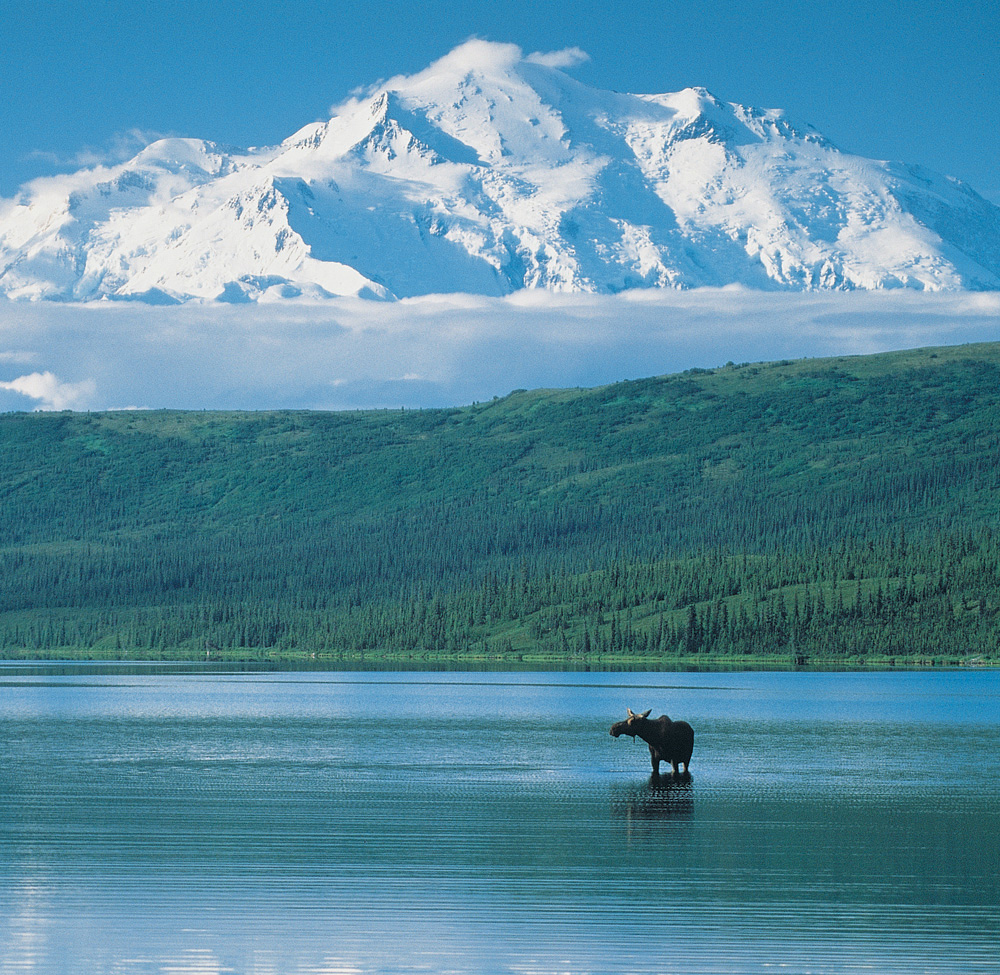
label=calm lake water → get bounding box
[0,667,997,974]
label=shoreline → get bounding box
[1,648,995,672]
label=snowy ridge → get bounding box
[1,39,998,303]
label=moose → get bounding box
[609,708,694,776]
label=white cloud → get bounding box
[0,371,97,410]
[0,290,997,411]
[348,39,524,110]
[0,349,37,364]
[334,40,590,117]
[525,47,591,69]
[25,128,167,171]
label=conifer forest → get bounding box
[2,342,999,667]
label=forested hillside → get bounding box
[2,343,1000,666]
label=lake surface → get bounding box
[0,668,997,974]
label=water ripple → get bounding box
[1,671,998,974]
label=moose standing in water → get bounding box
[610,708,694,776]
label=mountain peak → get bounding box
[413,38,525,80]
[380,38,587,91]
[2,41,998,303]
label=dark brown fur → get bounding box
[610,708,694,775]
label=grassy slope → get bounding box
[1,342,999,666]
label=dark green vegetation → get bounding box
[2,342,1000,667]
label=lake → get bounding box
[1,667,997,974]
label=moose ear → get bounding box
[640,709,652,718]
[626,708,636,718]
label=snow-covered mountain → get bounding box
[2,39,999,303]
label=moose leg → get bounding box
[649,745,660,775]
[671,759,679,774]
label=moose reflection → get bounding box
[610,707,694,777]
[612,773,695,824]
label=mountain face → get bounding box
[2,40,999,303]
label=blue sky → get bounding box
[2,0,998,202]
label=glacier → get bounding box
[1,38,998,304]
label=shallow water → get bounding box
[1,669,997,974]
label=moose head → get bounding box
[609,707,652,738]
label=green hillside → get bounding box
[2,342,1000,667]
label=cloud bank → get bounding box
[0,371,97,410]
[0,289,997,412]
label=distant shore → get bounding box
[1,648,994,671]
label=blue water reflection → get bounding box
[1,669,997,973]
